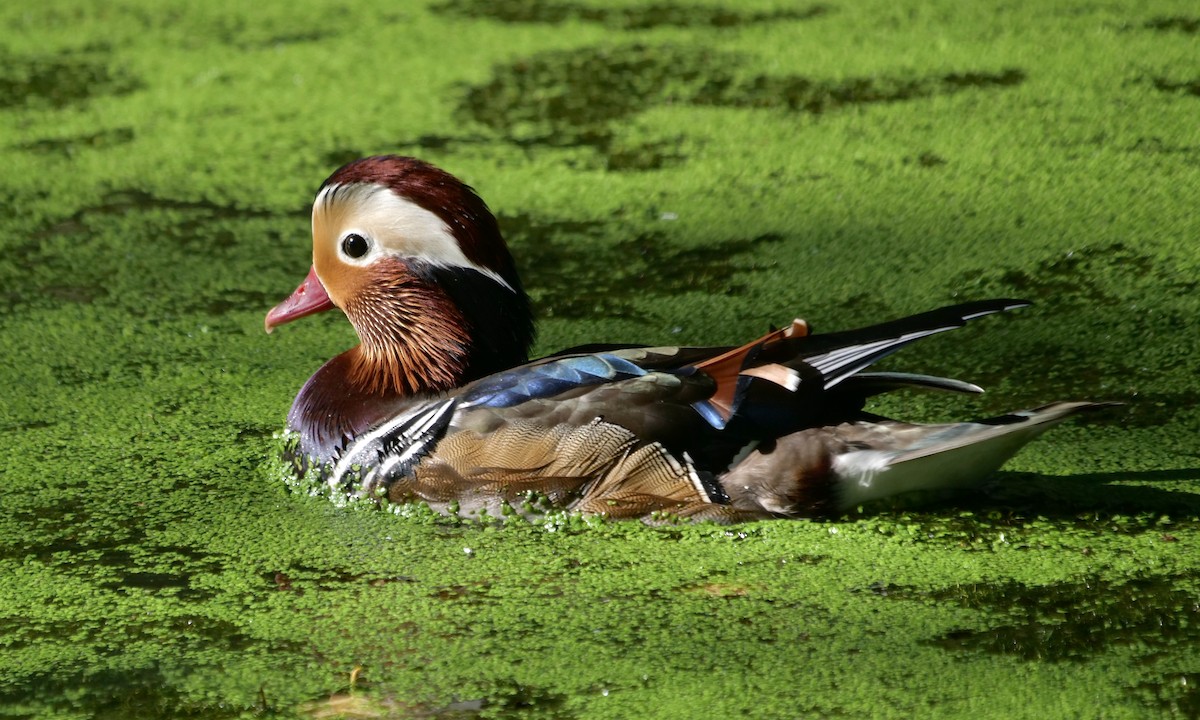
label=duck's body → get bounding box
[266,156,1105,522]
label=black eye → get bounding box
[341,233,369,259]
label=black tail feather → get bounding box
[798,299,1029,388]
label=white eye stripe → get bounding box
[316,183,514,292]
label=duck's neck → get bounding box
[289,262,534,462]
[287,351,404,462]
[343,269,475,397]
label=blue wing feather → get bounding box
[460,354,648,409]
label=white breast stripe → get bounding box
[328,399,459,490]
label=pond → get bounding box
[2,1,1199,717]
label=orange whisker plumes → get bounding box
[344,270,470,397]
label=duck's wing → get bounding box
[324,354,735,518]
[396,416,740,521]
[323,299,1049,521]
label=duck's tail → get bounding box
[688,299,1030,428]
[719,401,1116,517]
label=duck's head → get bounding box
[267,156,534,400]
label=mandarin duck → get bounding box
[265,156,1106,522]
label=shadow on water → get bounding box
[268,564,418,593]
[324,44,1023,169]
[2,664,573,720]
[454,43,1024,168]
[953,242,1195,309]
[884,573,1200,660]
[856,468,1200,532]
[2,189,297,316]
[870,472,1200,712]
[15,127,136,156]
[0,47,141,109]
[317,46,1030,169]
[1135,673,1200,718]
[433,0,829,29]
[881,567,1200,714]
[0,667,248,720]
[32,189,284,241]
[1032,468,1200,516]
[1152,76,1200,97]
[1141,17,1200,95]
[500,211,784,318]
[947,241,1198,427]
[1142,16,1200,34]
